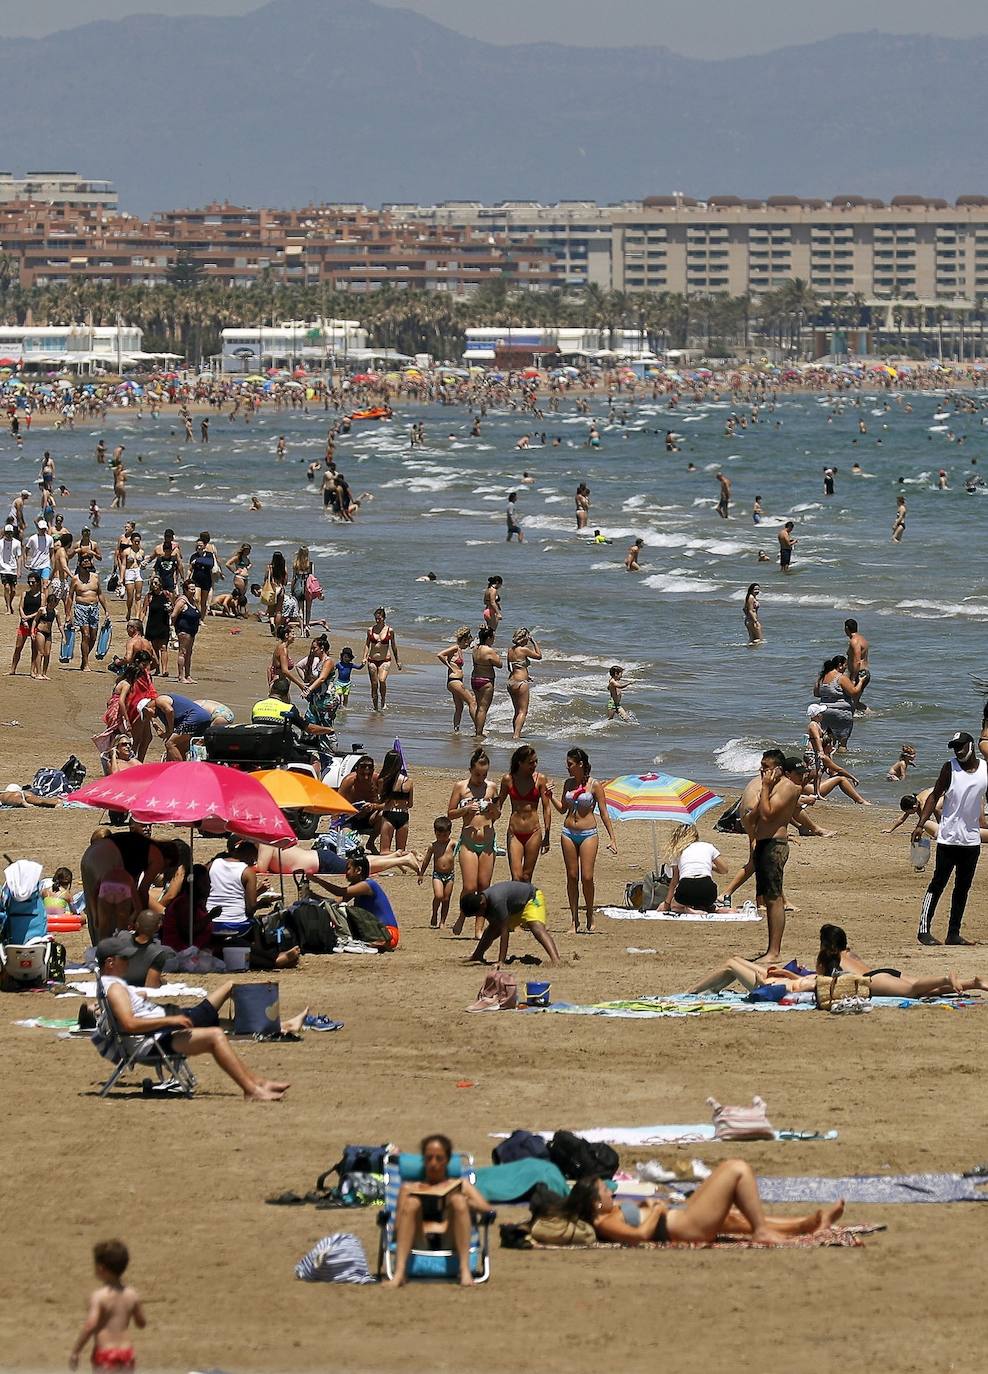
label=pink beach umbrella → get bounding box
[68,762,295,943]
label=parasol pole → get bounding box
[189,825,195,946]
[651,821,660,878]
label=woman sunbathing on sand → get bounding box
[544,1161,845,1247]
[689,923,987,999]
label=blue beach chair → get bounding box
[377,1150,496,1283]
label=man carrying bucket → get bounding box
[460,881,560,966]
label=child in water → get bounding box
[334,646,355,705]
[887,743,917,783]
[417,816,456,927]
[608,665,631,721]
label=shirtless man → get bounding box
[49,532,72,606]
[778,521,796,573]
[719,748,823,913]
[65,553,109,671]
[844,618,870,689]
[752,755,806,960]
[123,619,158,670]
[111,460,128,510]
[715,472,732,519]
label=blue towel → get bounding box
[474,1158,568,1203]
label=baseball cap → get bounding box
[95,934,139,963]
[37,519,48,530]
[948,731,974,753]
[806,704,826,718]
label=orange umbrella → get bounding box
[249,770,356,815]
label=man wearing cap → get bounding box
[7,489,30,532]
[94,935,291,1102]
[913,733,986,946]
[23,518,54,591]
[0,522,21,614]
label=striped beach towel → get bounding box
[295,1232,376,1284]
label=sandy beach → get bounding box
[0,611,985,1373]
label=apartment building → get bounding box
[0,202,558,293]
[0,172,117,209]
[610,195,988,304]
[387,200,631,288]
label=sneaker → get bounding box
[303,1014,344,1032]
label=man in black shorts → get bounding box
[778,521,796,573]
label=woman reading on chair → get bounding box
[389,1134,490,1289]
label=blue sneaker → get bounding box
[304,1014,344,1032]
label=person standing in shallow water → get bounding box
[743,584,763,644]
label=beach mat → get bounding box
[728,1173,988,1205]
[492,1125,838,1147]
[599,906,760,923]
[535,991,982,1019]
[524,1225,876,1251]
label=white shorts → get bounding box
[124,568,142,585]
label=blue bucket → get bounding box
[525,980,551,1006]
[232,982,280,1036]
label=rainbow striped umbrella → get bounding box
[604,772,722,871]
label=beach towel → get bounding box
[737,1173,988,1205]
[524,1225,876,1251]
[599,906,760,923]
[492,1125,839,1147]
[474,1158,569,1204]
[535,991,983,1020]
[57,981,207,999]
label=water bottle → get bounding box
[910,836,931,870]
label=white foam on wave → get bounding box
[643,574,723,594]
[895,599,988,619]
[715,738,769,775]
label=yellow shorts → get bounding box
[510,889,546,929]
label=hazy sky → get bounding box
[3,0,987,55]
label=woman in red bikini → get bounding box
[496,745,552,882]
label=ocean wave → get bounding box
[894,599,988,619]
[714,738,770,775]
[642,574,723,594]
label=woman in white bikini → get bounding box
[361,606,401,711]
[506,627,542,741]
[437,626,475,732]
[448,747,498,938]
[549,747,618,933]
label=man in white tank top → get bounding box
[913,732,986,945]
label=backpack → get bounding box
[59,755,87,791]
[714,797,745,835]
[492,1129,550,1166]
[316,1143,391,1193]
[282,899,338,955]
[344,904,388,947]
[547,1130,620,1180]
[29,768,68,799]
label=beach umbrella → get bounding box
[248,770,355,816]
[67,761,295,942]
[603,771,723,872]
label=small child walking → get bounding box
[334,646,355,706]
[69,1239,146,1371]
[418,816,456,927]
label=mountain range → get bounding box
[1,0,985,213]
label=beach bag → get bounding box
[708,1095,775,1141]
[714,797,746,835]
[29,767,68,799]
[60,755,87,791]
[815,972,872,1012]
[492,1130,550,1166]
[295,1233,376,1284]
[316,1144,391,1193]
[548,1131,619,1180]
[625,869,670,911]
[467,969,518,1012]
[530,1215,597,1248]
[306,572,324,601]
[344,904,389,947]
[282,899,338,955]
[259,576,276,609]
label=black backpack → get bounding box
[316,1143,390,1192]
[282,899,338,955]
[714,797,745,835]
[491,1129,550,1166]
[547,1130,619,1180]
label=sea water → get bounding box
[17,390,988,794]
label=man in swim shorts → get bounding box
[751,755,805,961]
[778,521,796,572]
[461,880,560,965]
[65,552,109,671]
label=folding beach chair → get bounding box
[376,1150,496,1283]
[92,974,196,1098]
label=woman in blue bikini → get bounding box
[549,747,617,933]
[447,748,498,938]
